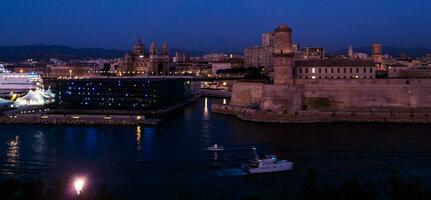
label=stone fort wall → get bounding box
[230,79,431,112]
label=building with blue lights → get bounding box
[54,77,192,111]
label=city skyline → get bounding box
[1,0,430,52]
[1,1,431,197]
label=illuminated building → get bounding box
[372,43,384,70]
[262,32,274,47]
[211,59,244,75]
[122,36,171,76]
[203,53,227,62]
[295,60,376,79]
[301,47,325,60]
[54,77,192,111]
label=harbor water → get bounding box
[1,98,431,199]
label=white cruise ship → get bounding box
[0,64,42,94]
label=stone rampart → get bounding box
[230,82,264,106]
[228,79,431,121]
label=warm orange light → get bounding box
[74,177,85,195]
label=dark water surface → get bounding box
[1,98,431,199]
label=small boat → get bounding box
[242,148,293,174]
[206,144,225,151]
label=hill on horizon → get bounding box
[0,45,208,61]
[2,45,429,62]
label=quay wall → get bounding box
[201,89,232,98]
[211,104,431,123]
[0,114,160,126]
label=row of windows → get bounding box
[297,67,374,74]
[55,79,192,110]
[299,76,374,79]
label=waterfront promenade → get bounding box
[0,114,160,125]
[0,95,202,126]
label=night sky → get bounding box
[0,0,430,52]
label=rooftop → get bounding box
[274,25,292,33]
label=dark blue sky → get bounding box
[0,0,430,52]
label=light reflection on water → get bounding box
[32,131,46,162]
[135,126,155,161]
[204,97,209,120]
[136,126,142,161]
[5,135,21,176]
[85,128,97,153]
[202,97,212,146]
[1,98,431,198]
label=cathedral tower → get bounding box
[162,43,169,57]
[150,42,158,58]
[273,25,294,85]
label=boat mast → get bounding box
[252,147,258,160]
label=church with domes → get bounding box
[122,36,171,76]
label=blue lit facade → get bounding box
[54,77,192,110]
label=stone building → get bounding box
[122,36,170,76]
[203,53,226,62]
[302,47,325,60]
[244,46,273,69]
[295,60,376,79]
[262,32,274,47]
[218,24,431,122]
[244,32,278,70]
[48,65,92,78]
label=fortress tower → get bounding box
[273,25,294,85]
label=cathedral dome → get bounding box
[133,36,145,56]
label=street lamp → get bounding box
[74,177,85,195]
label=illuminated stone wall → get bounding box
[230,79,431,112]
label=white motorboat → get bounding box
[206,144,225,151]
[242,148,293,174]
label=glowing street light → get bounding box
[74,177,85,195]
